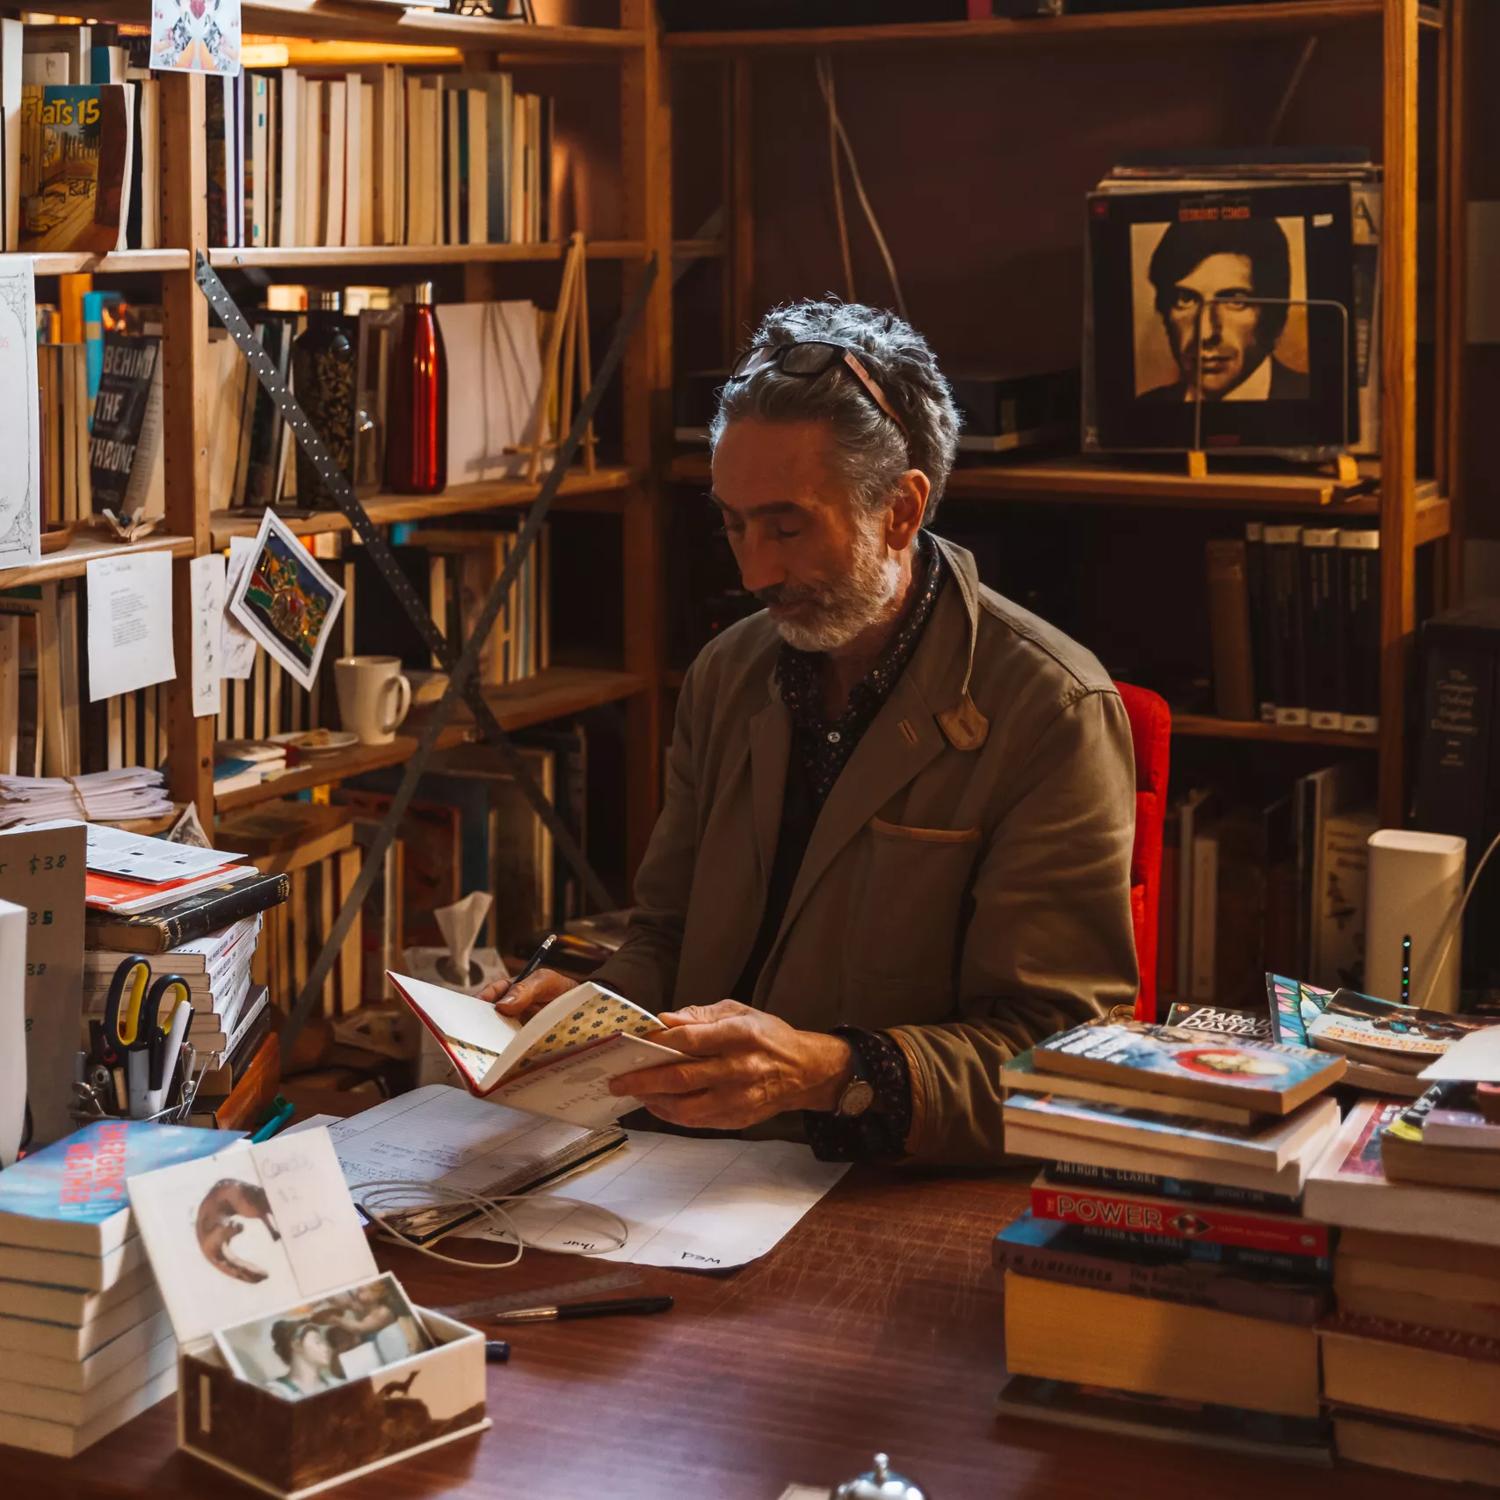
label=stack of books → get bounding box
[996,1020,1346,1461]
[1305,1079,1500,1484]
[84,913,268,1061]
[0,1121,229,1455]
[1273,974,1499,1098]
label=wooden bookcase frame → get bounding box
[664,0,1468,829]
[6,0,1468,889]
[11,1,672,882]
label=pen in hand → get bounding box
[512,933,559,988]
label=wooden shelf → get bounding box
[214,719,474,811]
[215,667,645,811]
[29,250,191,276]
[1173,714,1378,749]
[208,241,645,271]
[669,452,1447,530]
[209,467,636,545]
[673,239,726,261]
[17,0,643,54]
[475,666,647,733]
[665,1,1440,55]
[0,533,195,592]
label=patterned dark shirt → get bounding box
[753,534,947,1163]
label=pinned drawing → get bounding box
[228,509,345,692]
[0,258,41,569]
[150,0,241,76]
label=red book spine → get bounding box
[1031,1184,1330,1258]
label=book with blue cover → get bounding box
[1033,1021,1345,1115]
[0,1120,232,1257]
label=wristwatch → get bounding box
[833,1043,875,1119]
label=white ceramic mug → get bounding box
[335,656,412,745]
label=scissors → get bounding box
[95,958,193,1118]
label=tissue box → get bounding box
[128,1129,489,1499]
[176,1309,486,1499]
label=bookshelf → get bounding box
[7,0,671,903]
[662,0,1467,831]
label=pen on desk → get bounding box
[250,1096,296,1143]
[489,1295,674,1325]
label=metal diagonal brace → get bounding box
[193,252,659,1048]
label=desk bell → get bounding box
[833,1452,928,1500]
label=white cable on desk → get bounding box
[356,1179,629,1271]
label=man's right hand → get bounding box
[480,967,574,1020]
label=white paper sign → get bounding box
[0,257,41,570]
[85,550,175,701]
[189,552,225,717]
[227,510,344,692]
[149,0,241,76]
[221,535,258,680]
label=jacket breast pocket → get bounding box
[843,817,982,1017]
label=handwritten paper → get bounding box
[0,257,41,570]
[0,899,26,1167]
[189,552,225,717]
[222,536,258,680]
[128,1129,376,1347]
[150,0,241,76]
[85,551,175,701]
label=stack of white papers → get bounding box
[0,770,173,829]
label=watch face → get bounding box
[838,1079,875,1119]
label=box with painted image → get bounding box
[126,1126,486,1499]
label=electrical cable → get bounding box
[815,54,909,321]
[1416,824,1500,1012]
[817,56,857,301]
[355,1179,630,1272]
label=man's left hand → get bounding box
[610,1000,854,1131]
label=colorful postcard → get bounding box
[228,510,345,692]
[0,257,40,569]
[150,0,241,76]
[214,1270,431,1399]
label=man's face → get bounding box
[1162,251,1268,398]
[710,418,901,653]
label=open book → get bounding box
[387,973,681,1129]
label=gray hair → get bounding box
[709,299,961,524]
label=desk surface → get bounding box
[9,1168,1417,1500]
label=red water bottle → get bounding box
[384,281,447,495]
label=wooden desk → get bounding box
[7,1168,1416,1500]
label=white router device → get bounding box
[1365,829,1467,1012]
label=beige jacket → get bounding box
[594,535,1138,1166]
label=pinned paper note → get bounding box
[222,535,258,680]
[150,0,241,76]
[0,258,41,571]
[85,550,175,702]
[190,552,225,717]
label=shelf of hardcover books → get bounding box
[662,0,1439,55]
[210,470,635,546]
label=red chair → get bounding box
[1113,682,1171,1022]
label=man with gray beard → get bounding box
[486,300,1138,1167]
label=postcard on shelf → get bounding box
[227,510,345,692]
[127,1126,487,1499]
[0,257,41,569]
[1031,1021,1345,1116]
[150,0,241,77]
[85,550,176,701]
[388,972,680,1129]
